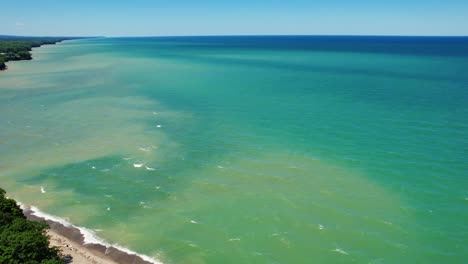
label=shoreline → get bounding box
[0,37,88,72]
[0,40,63,71]
[22,204,161,264]
[47,229,117,264]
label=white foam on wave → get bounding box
[112,244,162,263]
[133,163,144,168]
[19,203,162,264]
[145,166,156,171]
[16,201,27,211]
[318,224,324,230]
[40,186,46,194]
[139,147,152,152]
[28,205,72,227]
[156,124,162,128]
[333,248,349,255]
[383,220,393,225]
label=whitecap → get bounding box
[383,220,393,225]
[217,165,224,169]
[138,202,150,209]
[318,224,324,230]
[40,186,46,194]
[107,207,111,211]
[91,166,96,169]
[189,220,198,224]
[145,166,156,171]
[333,248,349,255]
[156,124,162,128]
[139,147,151,152]
[133,163,144,168]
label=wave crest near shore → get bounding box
[18,202,162,264]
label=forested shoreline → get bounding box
[0,36,78,71]
[0,187,69,263]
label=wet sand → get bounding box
[47,229,117,264]
[24,207,156,264]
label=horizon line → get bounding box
[2,33,468,38]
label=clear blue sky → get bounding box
[1,0,467,36]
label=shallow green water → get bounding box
[0,37,467,263]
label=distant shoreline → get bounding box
[0,37,85,71]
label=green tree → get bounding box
[0,189,24,219]
[0,36,80,71]
[16,50,32,60]
[0,187,65,264]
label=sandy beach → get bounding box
[23,206,157,264]
[47,230,117,264]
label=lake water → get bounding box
[1,36,467,263]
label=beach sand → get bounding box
[23,207,156,264]
[47,230,117,264]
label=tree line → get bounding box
[0,187,67,263]
[0,36,78,71]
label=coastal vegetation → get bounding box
[0,187,65,264]
[0,36,74,71]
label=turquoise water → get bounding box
[0,36,467,263]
